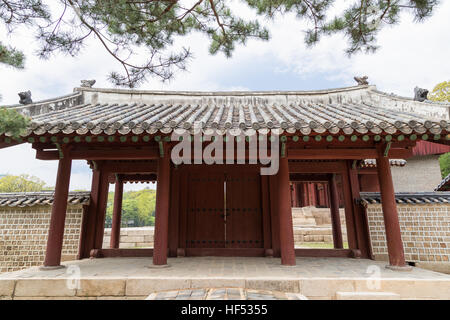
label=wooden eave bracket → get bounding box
[384,142,392,157]
[55,143,64,159]
[281,136,287,158]
[155,135,169,158]
[159,141,164,157]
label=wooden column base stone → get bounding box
[385,265,413,272]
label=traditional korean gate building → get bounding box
[1,83,449,271]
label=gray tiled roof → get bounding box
[435,173,450,191]
[360,192,450,205]
[7,85,450,137]
[0,192,90,207]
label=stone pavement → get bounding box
[1,257,449,300]
[146,288,308,300]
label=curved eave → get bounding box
[2,84,448,144]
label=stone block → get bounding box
[121,236,145,243]
[13,296,93,300]
[127,228,153,236]
[119,243,137,249]
[76,279,126,297]
[191,278,245,289]
[246,279,300,293]
[353,279,422,299]
[0,280,15,297]
[336,291,400,300]
[14,279,76,297]
[300,278,355,297]
[126,278,190,296]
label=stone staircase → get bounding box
[292,207,317,226]
[292,206,347,245]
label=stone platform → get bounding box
[0,257,449,300]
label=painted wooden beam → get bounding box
[91,248,154,258]
[295,249,353,258]
[288,161,347,173]
[35,147,159,160]
[289,173,331,182]
[287,148,412,159]
[108,173,157,183]
[101,161,158,173]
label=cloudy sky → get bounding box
[1,1,449,191]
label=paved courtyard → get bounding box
[1,257,449,300]
[146,288,308,300]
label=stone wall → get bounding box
[0,205,84,273]
[103,227,154,248]
[366,203,450,273]
[391,155,443,192]
[1,200,449,274]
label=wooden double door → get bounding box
[185,167,264,249]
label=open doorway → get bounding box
[290,174,349,250]
[104,179,156,249]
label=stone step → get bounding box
[292,218,317,226]
[335,292,401,300]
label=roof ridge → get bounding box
[371,89,450,107]
[0,191,90,197]
[3,92,82,110]
[74,84,373,96]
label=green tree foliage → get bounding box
[0,107,30,138]
[106,188,156,227]
[0,0,441,87]
[428,81,450,102]
[439,152,450,178]
[0,174,47,192]
[0,42,25,69]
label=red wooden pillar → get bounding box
[261,176,272,256]
[292,183,299,207]
[341,168,358,250]
[168,168,180,257]
[78,162,109,259]
[110,176,123,249]
[347,162,372,259]
[93,169,110,250]
[289,182,295,207]
[277,156,296,266]
[308,183,316,206]
[43,155,72,268]
[269,175,281,257]
[153,144,171,266]
[329,174,343,249]
[376,146,408,269]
